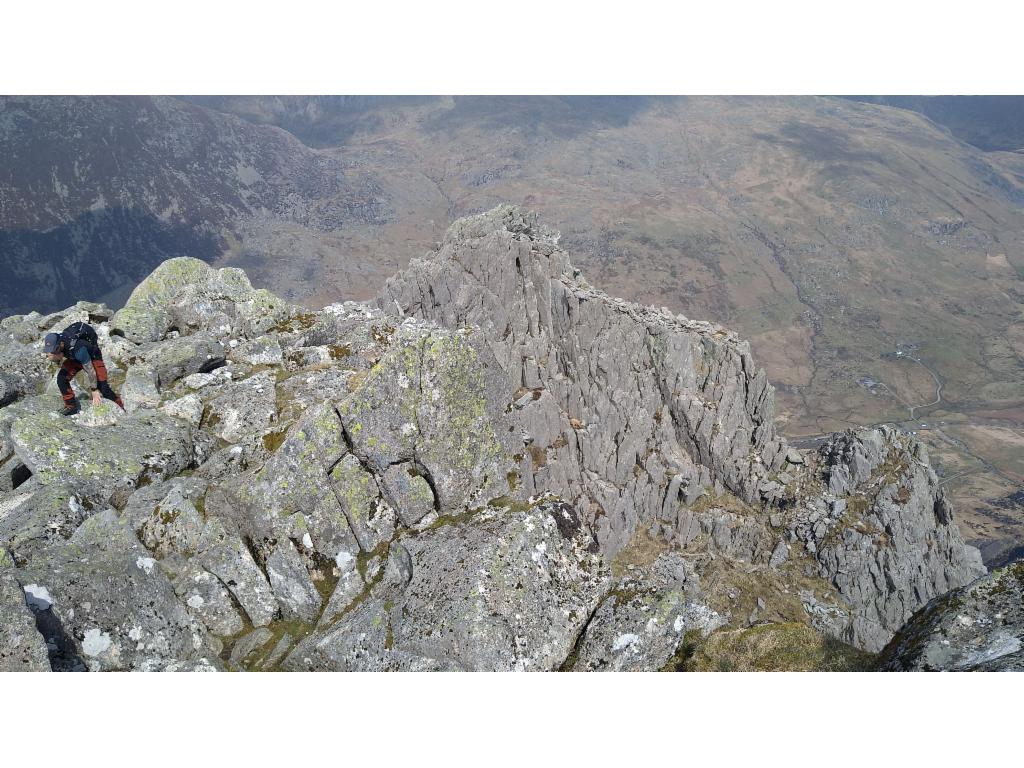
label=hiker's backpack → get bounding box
[60,321,99,358]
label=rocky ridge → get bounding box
[0,206,993,671]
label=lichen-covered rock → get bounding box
[110,257,287,344]
[227,402,361,562]
[879,563,1024,671]
[285,497,610,671]
[164,556,245,638]
[230,335,283,366]
[319,551,364,625]
[13,509,220,671]
[336,323,514,513]
[143,333,225,389]
[205,371,276,443]
[121,364,161,413]
[0,552,51,671]
[329,453,397,551]
[76,399,124,428]
[196,518,279,628]
[572,553,725,671]
[160,393,204,425]
[284,596,463,671]
[133,482,206,559]
[265,538,321,623]
[284,499,610,671]
[0,485,92,563]
[380,463,436,526]
[112,258,222,343]
[10,409,193,499]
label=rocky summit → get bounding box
[0,205,1005,672]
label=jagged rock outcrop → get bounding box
[377,206,985,654]
[111,256,292,344]
[878,563,1024,671]
[783,427,986,652]
[380,206,786,556]
[0,208,991,671]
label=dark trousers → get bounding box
[58,354,124,408]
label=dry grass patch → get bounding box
[686,622,875,672]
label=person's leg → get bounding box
[57,360,83,412]
[91,356,124,409]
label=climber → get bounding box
[42,322,125,416]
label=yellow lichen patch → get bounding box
[270,311,318,334]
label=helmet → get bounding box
[43,332,62,354]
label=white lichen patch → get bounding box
[82,628,113,656]
[531,541,547,566]
[335,550,355,570]
[612,633,640,652]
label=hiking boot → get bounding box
[59,402,80,417]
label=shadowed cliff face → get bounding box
[0,207,221,317]
[1,208,988,671]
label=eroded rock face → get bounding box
[377,206,985,653]
[879,563,1024,671]
[0,206,991,670]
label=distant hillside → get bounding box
[0,96,393,317]
[842,96,1024,152]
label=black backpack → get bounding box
[61,321,99,357]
